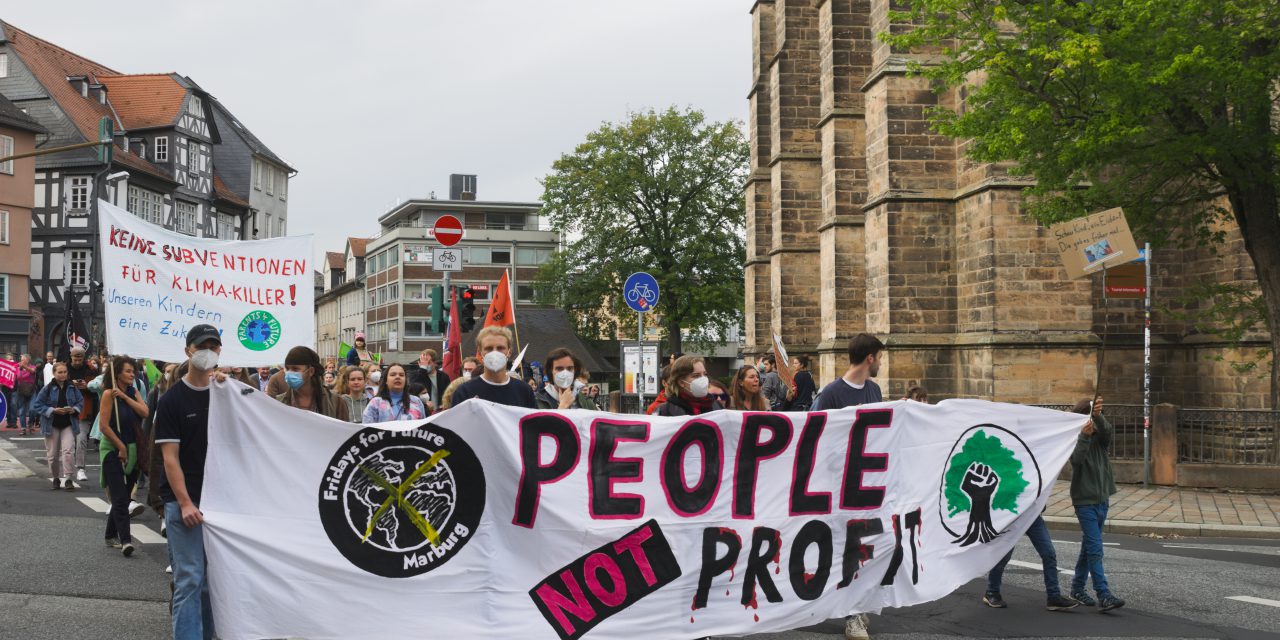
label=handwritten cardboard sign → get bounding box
[1049,208,1140,280]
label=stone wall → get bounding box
[745,0,1271,409]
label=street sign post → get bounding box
[433,248,461,272]
[623,272,660,412]
[432,215,464,247]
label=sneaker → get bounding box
[105,537,121,548]
[51,478,61,490]
[843,613,870,640]
[165,565,172,574]
[75,468,88,482]
[1071,591,1097,607]
[160,519,167,537]
[128,501,145,518]
[983,592,1008,608]
[63,478,79,491]
[1098,595,1125,612]
[1047,595,1080,611]
[121,543,135,557]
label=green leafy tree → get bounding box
[945,431,1028,546]
[886,0,1280,407]
[536,107,748,354]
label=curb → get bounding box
[1042,515,1280,541]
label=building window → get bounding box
[404,282,428,300]
[176,201,197,235]
[517,247,552,266]
[215,212,236,240]
[188,95,202,116]
[468,284,491,301]
[0,210,8,244]
[0,275,7,311]
[0,135,13,175]
[277,171,285,200]
[187,143,199,174]
[253,160,262,190]
[516,284,535,302]
[126,186,164,225]
[265,165,274,195]
[154,136,168,162]
[68,177,90,212]
[404,320,430,338]
[67,250,90,287]
[277,218,285,237]
[0,53,8,78]
[486,212,526,230]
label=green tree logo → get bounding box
[943,430,1029,546]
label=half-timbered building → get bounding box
[0,21,288,351]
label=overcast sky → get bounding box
[5,1,751,262]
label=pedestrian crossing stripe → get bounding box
[1227,596,1280,608]
[75,497,165,544]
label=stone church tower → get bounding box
[744,0,1270,408]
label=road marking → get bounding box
[1164,544,1278,555]
[1227,596,1280,608]
[1008,559,1073,576]
[1053,540,1119,546]
[76,497,110,513]
[10,437,45,441]
[132,524,166,545]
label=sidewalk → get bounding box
[1044,480,1280,539]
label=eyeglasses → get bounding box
[709,393,729,403]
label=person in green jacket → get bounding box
[1068,396,1125,612]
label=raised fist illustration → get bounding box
[956,461,1001,547]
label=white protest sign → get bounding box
[201,383,1084,640]
[98,199,314,366]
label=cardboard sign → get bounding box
[1049,208,1140,280]
[1103,262,1146,299]
[772,334,794,388]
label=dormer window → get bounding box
[188,95,202,116]
[154,136,168,162]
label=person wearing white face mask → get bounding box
[364,366,382,401]
[654,355,724,416]
[534,348,597,410]
[152,324,222,639]
[448,326,536,408]
[460,357,479,381]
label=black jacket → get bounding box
[406,365,451,407]
[787,370,817,411]
[654,395,724,417]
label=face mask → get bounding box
[553,370,575,389]
[369,371,381,384]
[285,371,305,390]
[573,381,586,394]
[191,349,218,371]
[423,364,434,373]
[483,351,508,373]
[462,371,472,381]
[688,375,710,398]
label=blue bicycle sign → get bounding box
[623,272,660,313]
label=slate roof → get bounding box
[326,252,345,269]
[213,174,249,207]
[457,308,616,375]
[97,73,186,130]
[1,21,118,142]
[0,92,46,134]
[1,22,174,179]
[347,237,369,258]
[208,95,294,172]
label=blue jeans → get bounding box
[15,392,33,428]
[1071,502,1111,597]
[987,515,1061,597]
[164,501,215,640]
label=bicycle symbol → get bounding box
[438,251,457,263]
[626,283,657,307]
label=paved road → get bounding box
[2,432,1277,640]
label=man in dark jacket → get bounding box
[1068,396,1124,612]
[406,349,450,412]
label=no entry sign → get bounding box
[432,215,463,247]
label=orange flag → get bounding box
[484,271,516,329]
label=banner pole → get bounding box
[1143,243,1152,485]
[636,311,644,414]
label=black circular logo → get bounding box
[318,424,485,578]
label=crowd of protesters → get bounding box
[8,323,1122,640]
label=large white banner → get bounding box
[202,383,1084,640]
[98,199,314,365]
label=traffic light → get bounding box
[459,287,477,332]
[429,285,444,333]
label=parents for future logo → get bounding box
[318,425,485,578]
